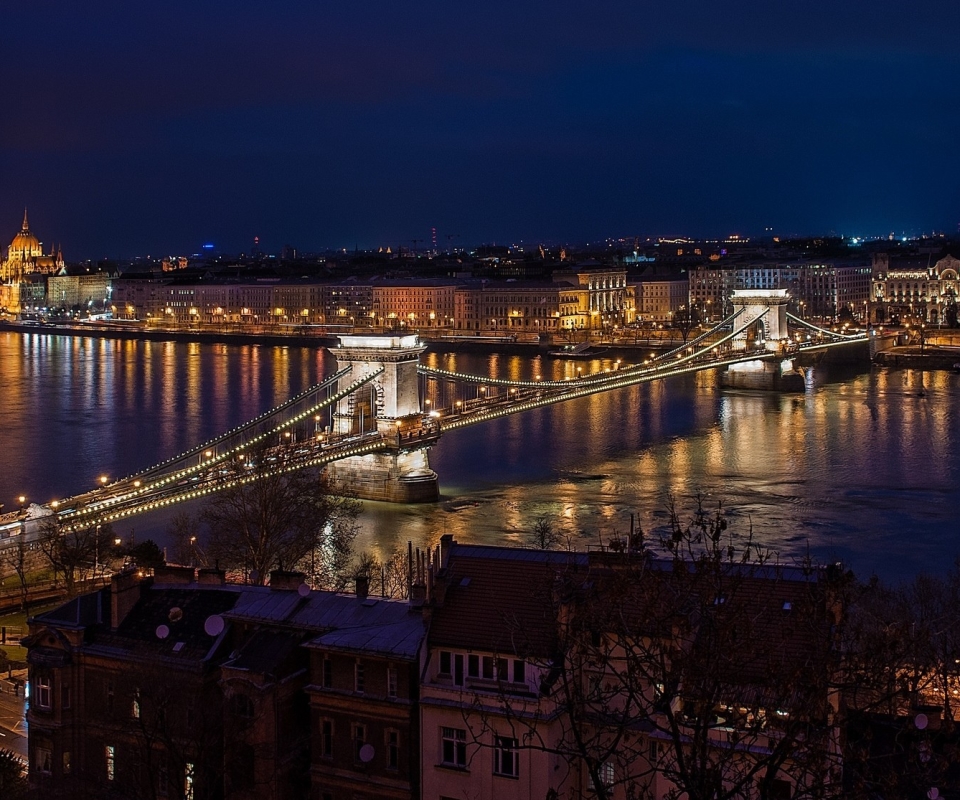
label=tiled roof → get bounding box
[89,585,244,662]
[428,544,587,657]
[227,589,427,660]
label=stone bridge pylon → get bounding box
[323,334,439,502]
[730,288,789,351]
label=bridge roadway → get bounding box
[1,320,866,530]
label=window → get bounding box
[454,654,464,686]
[387,667,398,698]
[600,761,615,788]
[62,751,72,775]
[355,661,365,693]
[467,654,479,678]
[513,660,526,684]
[132,689,141,719]
[106,680,115,714]
[61,683,71,710]
[35,745,52,775]
[354,725,366,762]
[439,650,452,675]
[105,745,116,781]
[231,693,255,718]
[321,719,333,758]
[322,657,333,688]
[387,730,399,769]
[158,759,169,797]
[441,727,467,767]
[184,763,195,800]
[35,674,52,709]
[494,736,519,777]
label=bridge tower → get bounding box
[724,289,804,391]
[324,333,439,503]
[730,289,789,351]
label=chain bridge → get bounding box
[7,290,867,530]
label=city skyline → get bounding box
[3,2,959,258]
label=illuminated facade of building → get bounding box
[1,210,62,283]
[869,252,960,326]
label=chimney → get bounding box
[153,565,196,585]
[111,567,142,630]
[439,534,455,571]
[269,569,306,591]
[197,568,226,586]
[356,575,369,601]
[409,583,426,608]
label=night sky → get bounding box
[3,1,959,257]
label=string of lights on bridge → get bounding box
[39,312,865,527]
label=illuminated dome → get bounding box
[8,210,42,259]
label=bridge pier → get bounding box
[722,358,806,391]
[325,449,439,503]
[327,333,439,503]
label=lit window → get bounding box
[105,745,115,781]
[184,762,195,800]
[35,746,52,775]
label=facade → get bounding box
[47,272,113,312]
[453,280,568,334]
[635,277,689,323]
[0,211,64,312]
[689,261,872,324]
[552,266,628,330]
[1,210,63,284]
[869,252,960,326]
[27,541,848,800]
[372,281,457,330]
[25,566,427,800]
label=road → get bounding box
[0,677,27,760]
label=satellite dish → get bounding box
[156,624,170,640]
[359,744,375,763]
[928,789,940,800]
[204,615,225,636]
[298,583,311,598]
[915,713,929,730]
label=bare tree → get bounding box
[37,517,113,596]
[353,547,413,599]
[201,443,361,587]
[0,534,30,610]
[529,515,563,550]
[840,566,960,799]
[167,511,203,567]
[468,498,844,800]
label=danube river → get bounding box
[1,331,958,582]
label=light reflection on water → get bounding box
[1,332,958,582]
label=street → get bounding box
[0,674,28,760]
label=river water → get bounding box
[1,331,957,582]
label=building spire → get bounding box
[22,208,28,231]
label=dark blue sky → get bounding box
[3,1,959,257]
